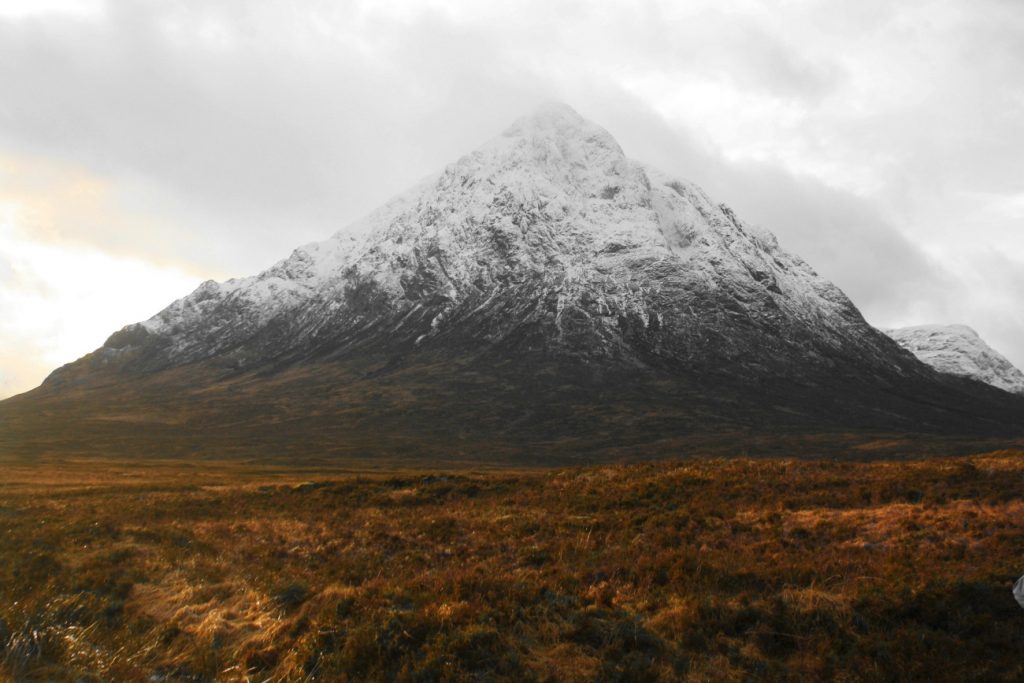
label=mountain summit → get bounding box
[4,104,1023,462]
[49,103,889,378]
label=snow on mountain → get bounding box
[884,324,1024,395]
[54,103,902,381]
[25,103,1024,459]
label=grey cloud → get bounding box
[960,251,1024,369]
[608,5,847,104]
[0,6,408,265]
[0,1,555,274]
[689,16,845,102]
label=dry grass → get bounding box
[1,453,1023,681]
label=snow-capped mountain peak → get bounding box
[885,324,1024,395]
[80,102,874,374]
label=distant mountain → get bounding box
[3,104,1022,463]
[885,325,1024,395]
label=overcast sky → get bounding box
[1,0,1022,398]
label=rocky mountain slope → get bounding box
[48,103,885,379]
[3,104,1023,462]
[886,325,1024,395]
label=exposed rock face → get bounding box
[5,103,1023,462]
[885,325,1024,395]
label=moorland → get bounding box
[2,452,1023,681]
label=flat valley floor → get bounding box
[1,453,1023,682]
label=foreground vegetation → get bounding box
[1,453,1023,681]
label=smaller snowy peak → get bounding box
[885,324,1024,395]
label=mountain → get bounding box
[50,104,898,379]
[885,325,1024,395]
[2,104,1023,463]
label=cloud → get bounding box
[0,1,554,274]
[0,215,205,398]
[0,154,224,276]
[942,250,1024,371]
[637,7,846,103]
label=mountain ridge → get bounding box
[5,103,1024,463]
[47,103,896,382]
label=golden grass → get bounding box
[1,452,1023,681]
